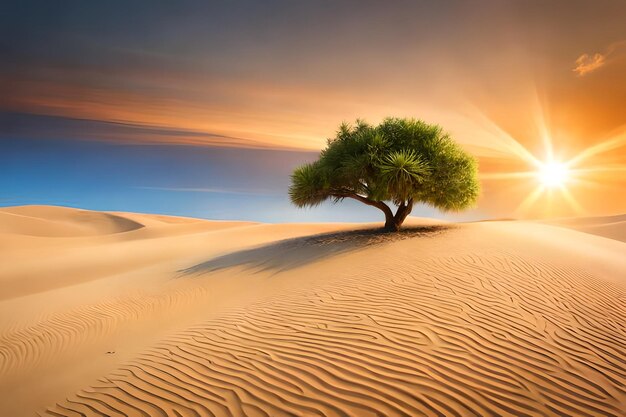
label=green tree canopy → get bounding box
[289,118,480,231]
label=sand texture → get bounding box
[0,206,624,416]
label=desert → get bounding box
[1,205,624,416]
[3,2,626,415]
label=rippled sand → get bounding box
[0,206,624,416]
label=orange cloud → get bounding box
[573,53,606,76]
[573,40,626,76]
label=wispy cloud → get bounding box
[573,40,626,76]
[0,111,288,150]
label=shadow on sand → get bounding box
[181,225,450,276]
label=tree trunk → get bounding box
[384,199,414,232]
[383,210,399,232]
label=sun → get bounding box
[538,161,569,188]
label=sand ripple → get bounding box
[42,250,626,416]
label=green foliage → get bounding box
[289,117,480,216]
[290,162,329,208]
[379,150,430,205]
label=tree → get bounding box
[289,118,480,231]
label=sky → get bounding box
[1,0,625,221]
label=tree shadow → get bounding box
[180,225,450,276]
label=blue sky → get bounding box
[1,136,463,222]
[0,135,485,222]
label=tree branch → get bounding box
[331,191,393,218]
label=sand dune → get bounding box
[0,205,147,237]
[0,206,624,416]
[540,214,626,242]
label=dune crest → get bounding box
[0,205,145,237]
[540,214,626,243]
